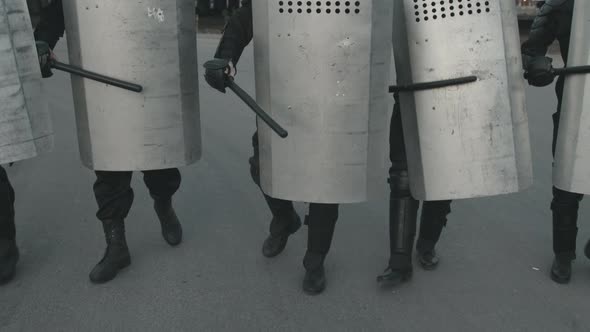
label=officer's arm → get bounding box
[34,0,65,49]
[521,1,562,60]
[213,0,253,66]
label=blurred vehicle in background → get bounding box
[196,0,240,17]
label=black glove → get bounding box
[35,41,53,78]
[524,56,555,87]
[203,58,232,93]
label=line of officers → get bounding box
[0,0,584,296]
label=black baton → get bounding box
[553,65,590,76]
[51,61,143,93]
[389,75,478,93]
[227,78,288,138]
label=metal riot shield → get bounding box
[392,0,532,200]
[62,0,201,171]
[0,0,53,164]
[553,0,590,194]
[252,0,393,204]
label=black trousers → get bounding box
[0,166,15,240]
[249,132,339,254]
[93,169,181,221]
[551,90,584,256]
[389,98,452,249]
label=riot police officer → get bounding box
[521,0,580,284]
[0,0,57,284]
[379,0,532,286]
[206,0,350,295]
[377,95,453,286]
[34,0,191,284]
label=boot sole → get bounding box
[418,256,439,271]
[377,270,412,287]
[0,248,19,285]
[550,270,571,284]
[89,257,131,284]
[162,230,182,247]
[303,279,326,295]
[261,218,302,258]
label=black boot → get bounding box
[551,254,573,284]
[0,237,18,285]
[302,204,338,295]
[303,251,326,295]
[154,199,182,246]
[378,171,418,286]
[261,195,301,258]
[416,200,451,271]
[585,240,590,260]
[89,219,131,284]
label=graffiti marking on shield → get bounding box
[147,7,165,22]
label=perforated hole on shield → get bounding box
[413,0,491,23]
[278,1,362,14]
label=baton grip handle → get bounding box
[389,76,478,93]
[51,61,143,93]
[553,65,590,76]
[227,80,288,139]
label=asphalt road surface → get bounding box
[1,33,588,332]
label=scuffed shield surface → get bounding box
[62,0,201,171]
[553,0,590,194]
[393,0,532,200]
[253,0,393,204]
[0,0,53,164]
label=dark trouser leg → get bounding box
[303,203,339,295]
[143,168,183,246]
[416,200,452,270]
[378,98,418,284]
[0,166,15,241]
[250,132,301,257]
[249,132,296,221]
[417,200,452,254]
[549,97,583,283]
[0,166,18,284]
[93,171,134,222]
[89,171,133,284]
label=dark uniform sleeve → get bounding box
[213,0,253,66]
[33,0,65,49]
[521,0,574,64]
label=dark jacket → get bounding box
[521,0,574,103]
[33,0,65,49]
[214,0,253,66]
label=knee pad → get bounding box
[389,167,412,199]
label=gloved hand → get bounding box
[524,56,555,87]
[35,41,55,78]
[204,58,235,93]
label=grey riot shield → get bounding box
[62,0,201,171]
[553,0,590,194]
[393,0,532,201]
[253,0,393,204]
[0,0,53,164]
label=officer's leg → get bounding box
[143,168,182,246]
[550,187,582,284]
[416,200,452,270]
[249,132,301,258]
[302,203,339,295]
[89,171,133,284]
[0,166,17,284]
[378,100,419,286]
